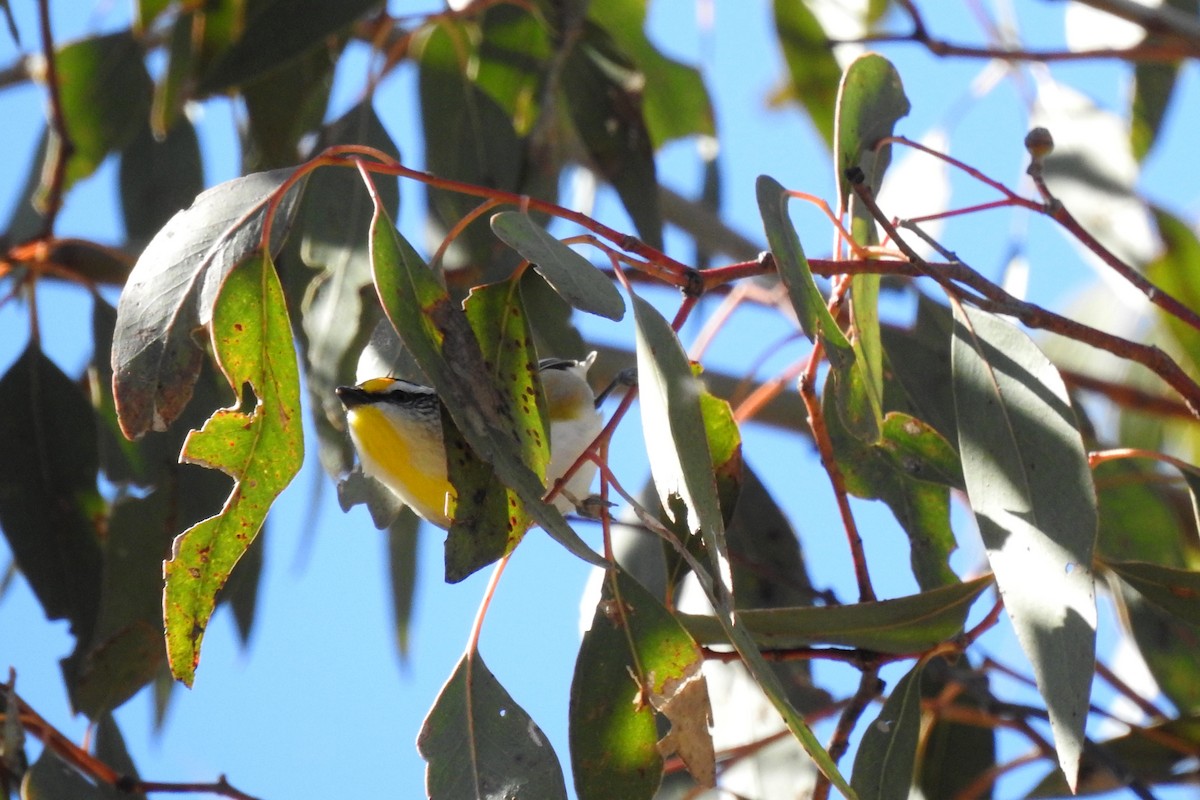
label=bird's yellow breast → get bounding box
[345,404,455,526]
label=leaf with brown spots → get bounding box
[163,253,303,686]
[443,278,549,583]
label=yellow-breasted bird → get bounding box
[335,353,603,528]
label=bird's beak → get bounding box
[335,385,371,409]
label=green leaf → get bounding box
[241,42,335,171]
[680,576,991,654]
[881,293,959,441]
[835,55,908,437]
[917,657,996,800]
[368,207,604,569]
[951,303,1097,790]
[1131,60,1179,162]
[296,102,400,478]
[851,660,926,800]
[0,346,103,640]
[571,568,714,797]
[21,747,107,799]
[41,31,152,200]
[1028,714,1200,797]
[490,212,626,321]
[1146,206,1200,379]
[834,53,910,217]
[442,278,548,582]
[163,254,304,686]
[95,714,145,800]
[387,509,420,661]
[772,0,840,147]
[1119,580,1200,712]
[198,0,383,92]
[118,117,203,248]
[471,5,551,134]
[824,384,960,590]
[630,293,853,795]
[756,174,855,369]
[1095,459,1191,566]
[112,167,304,439]
[416,21,548,276]
[562,23,662,249]
[419,653,568,800]
[64,489,172,718]
[587,0,715,145]
[1107,559,1200,625]
[150,12,195,135]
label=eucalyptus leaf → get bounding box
[490,211,625,321]
[952,303,1098,790]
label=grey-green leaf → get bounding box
[756,174,855,369]
[951,303,1097,790]
[851,660,926,800]
[418,653,568,800]
[490,212,625,321]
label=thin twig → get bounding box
[35,0,71,238]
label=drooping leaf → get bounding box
[416,20,549,277]
[680,576,991,654]
[587,0,715,145]
[95,714,145,800]
[756,174,855,369]
[630,292,853,794]
[150,11,195,136]
[368,206,604,568]
[1119,580,1200,713]
[442,278,548,582]
[917,657,996,800]
[1131,60,1180,163]
[118,117,203,248]
[881,293,959,441]
[112,167,304,439]
[1094,458,1192,567]
[824,374,960,591]
[198,0,383,92]
[1107,559,1200,626]
[387,509,420,661]
[952,303,1098,790]
[419,653,568,800]
[490,211,625,321]
[1028,714,1200,797]
[21,747,107,799]
[772,0,840,147]
[850,659,927,800]
[296,101,400,478]
[0,347,103,640]
[571,567,714,798]
[1146,207,1200,379]
[562,23,662,249]
[471,4,551,134]
[41,31,152,201]
[163,254,304,686]
[63,489,173,719]
[836,55,909,439]
[240,42,336,171]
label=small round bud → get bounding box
[1025,127,1054,159]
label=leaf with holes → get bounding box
[419,653,567,800]
[163,254,303,686]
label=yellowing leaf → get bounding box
[163,254,303,686]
